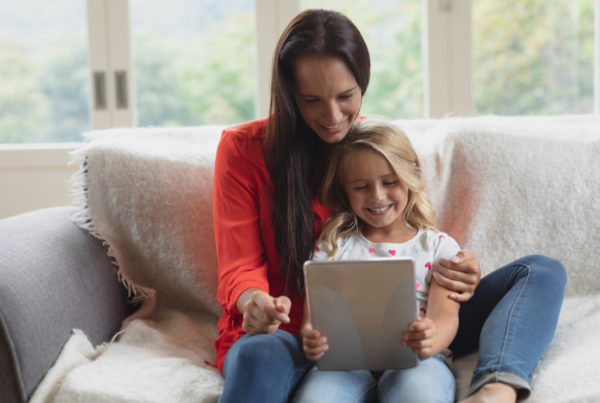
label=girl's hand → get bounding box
[301,322,329,361]
[402,317,436,359]
[238,289,291,335]
[432,249,481,302]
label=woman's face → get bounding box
[293,55,362,144]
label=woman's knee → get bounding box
[225,331,300,374]
[516,254,567,293]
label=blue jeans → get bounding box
[292,355,454,403]
[219,330,314,403]
[450,254,566,398]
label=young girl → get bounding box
[296,118,460,402]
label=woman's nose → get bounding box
[322,101,342,123]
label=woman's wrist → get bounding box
[235,287,263,314]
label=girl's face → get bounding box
[293,55,362,144]
[342,148,413,241]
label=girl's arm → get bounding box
[402,279,460,358]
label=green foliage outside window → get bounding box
[0,1,595,143]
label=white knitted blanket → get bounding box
[31,115,600,402]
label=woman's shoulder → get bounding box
[221,117,268,142]
[217,118,268,163]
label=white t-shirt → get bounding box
[312,228,460,317]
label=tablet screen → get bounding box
[304,258,418,371]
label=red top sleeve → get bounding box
[212,118,330,371]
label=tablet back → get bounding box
[303,258,418,371]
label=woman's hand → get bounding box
[301,323,329,361]
[432,249,481,302]
[237,288,291,335]
[402,317,437,359]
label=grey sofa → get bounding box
[0,206,131,403]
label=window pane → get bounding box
[130,0,256,127]
[0,1,90,143]
[300,0,424,119]
[473,0,594,115]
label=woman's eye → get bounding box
[353,185,368,191]
[304,98,319,104]
[383,181,397,186]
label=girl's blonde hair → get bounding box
[317,118,437,257]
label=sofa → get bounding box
[1,115,600,402]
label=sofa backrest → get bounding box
[71,115,600,315]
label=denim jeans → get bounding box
[292,355,455,403]
[219,330,314,403]
[219,255,566,402]
[450,254,567,398]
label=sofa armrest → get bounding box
[0,206,132,403]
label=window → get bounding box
[0,1,90,143]
[473,0,594,115]
[130,0,256,126]
[1,0,598,144]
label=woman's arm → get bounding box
[402,279,460,358]
[213,127,282,334]
[433,249,481,302]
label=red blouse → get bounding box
[212,117,330,371]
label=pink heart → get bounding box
[415,282,421,289]
[419,307,427,314]
[368,248,375,254]
[388,249,396,256]
[425,261,431,270]
[314,246,320,252]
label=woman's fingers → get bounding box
[433,250,481,302]
[242,292,290,334]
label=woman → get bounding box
[212,8,566,403]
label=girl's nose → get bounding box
[370,185,385,201]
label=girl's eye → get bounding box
[304,98,319,104]
[383,181,397,186]
[339,94,352,100]
[353,185,368,191]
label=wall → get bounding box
[0,145,79,219]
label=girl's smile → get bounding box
[343,148,417,243]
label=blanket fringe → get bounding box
[68,145,157,303]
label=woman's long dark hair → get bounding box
[264,9,370,294]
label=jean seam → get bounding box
[351,381,376,403]
[286,368,307,397]
[498,264,531,367]
[377,383,387,403]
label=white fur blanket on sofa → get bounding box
[32,115,600,402]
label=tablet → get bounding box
[303,258,418,371]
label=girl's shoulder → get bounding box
[420,228,460,258]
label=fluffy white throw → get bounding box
[32,115,600,402]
